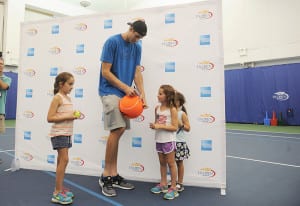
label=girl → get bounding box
[150,85,179,200]
[47,72,80,205]
[174,91,190,192]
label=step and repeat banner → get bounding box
[16,0,226,190]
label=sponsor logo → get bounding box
[104,19,113,29]
[200,86,211,97]
[272,92,289,101]
[27,48,35,56]
[162,38,179,47]
[75,23,88,31]
[201,140,212,151]
[50,67,59,76]
[49,47,61,54]
[70,157,84,166]
[101,160,105,169]
[24,131,31,140]
[73,66,87,75]
[132,137,142,148]
[47,89,54,97]
[99,136,108,144]
[23,69,36,77]
[23,111,34,118]
[47,155,55,164]
[22,152,34,161]
[165,62,175,72]
[76,44,84,54]
[196,61,214,70]
[200,34,210,45]
[74,134,82,143]
[26,28,38,36]
[165,13,175,24]
[129,162,144,172]
[75,88,83,98]
[51,25,59,34]
[198,168,216,177]
[198,114,215,123]
[133,115,145,122]
[196,10,213,19]
[25,89,33,98]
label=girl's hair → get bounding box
[175,91,187,115]
[53,72,73,94]
[160,84,176,108]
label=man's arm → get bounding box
[134,66,147,108]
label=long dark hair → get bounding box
[53,72,73,94]
[175,91,187,115]
[160,84,176,108]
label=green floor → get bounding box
[5,120,300,134]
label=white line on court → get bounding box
[227,155,300,168]
[227,131,300,141]
[0,150,15,153]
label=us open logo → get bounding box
[21,152,34,161]
[75,23,88,31]
[71,157,85,167]
[129,162,145,172]
[272,92,289,101]
[162,38,179,47]
[23,69,36,77]
[198,168,216,177]
[23,111,34,118]
[49,47,61,55]
[196,10,213,19]
[26,28,38,36]
[196,61,215,70]
[73,66,87,75]
[198,114,215,123]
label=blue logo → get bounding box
[200,34,210,45]
[51,25,59,34]
[104,19,113,29]
[50,67,58,76]
[165,62,175,72]
[201,140,212,151]
[24,131,31,140]
[25,89,33,98]
[165,13,175,24]
[101,160,105,169]
[47,155,55,164]
[200,86,211,97]
[132,137,142,148]
[75,88,83,98]
[27,48,35,56]
[76,44,84,54]
[272,92,289,101]
[74,134,82,143]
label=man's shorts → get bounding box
[156,141,176,154]
[101,95,130,131]
[51,136,72,150]
[0,114,5,134]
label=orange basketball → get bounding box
[119,95,143,118]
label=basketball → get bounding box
[119,95,143,118]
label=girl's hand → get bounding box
[149,123,155,129]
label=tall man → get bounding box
[98,20,147,197]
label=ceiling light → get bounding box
[80,1,91,8]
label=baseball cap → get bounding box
[127,20,147,37]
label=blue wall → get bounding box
[225,63,300,125]
[4,72,18,119]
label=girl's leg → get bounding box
[176,160,184,184]
[166,151,177,189]
[54,148,69,193]
[158,153,167,186]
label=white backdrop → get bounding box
[16,0,226,192]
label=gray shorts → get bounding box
[51,136,72,150]
[101,95,130,131]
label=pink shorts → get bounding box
[156,141,176,154]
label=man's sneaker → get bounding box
[63,187,74,198]
[150,184,168,194]
[163,188,179,200]
[176,183,184,192]
[51,192,73,205]
[112,174,135,190]
[99,175,117,197]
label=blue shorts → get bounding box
[156,141,176,154]
[51,136,72,150]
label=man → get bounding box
[0,56,12,164]
[98,20,148,197]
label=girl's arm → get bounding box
[47,95,75,123]
[181,112,191,132]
